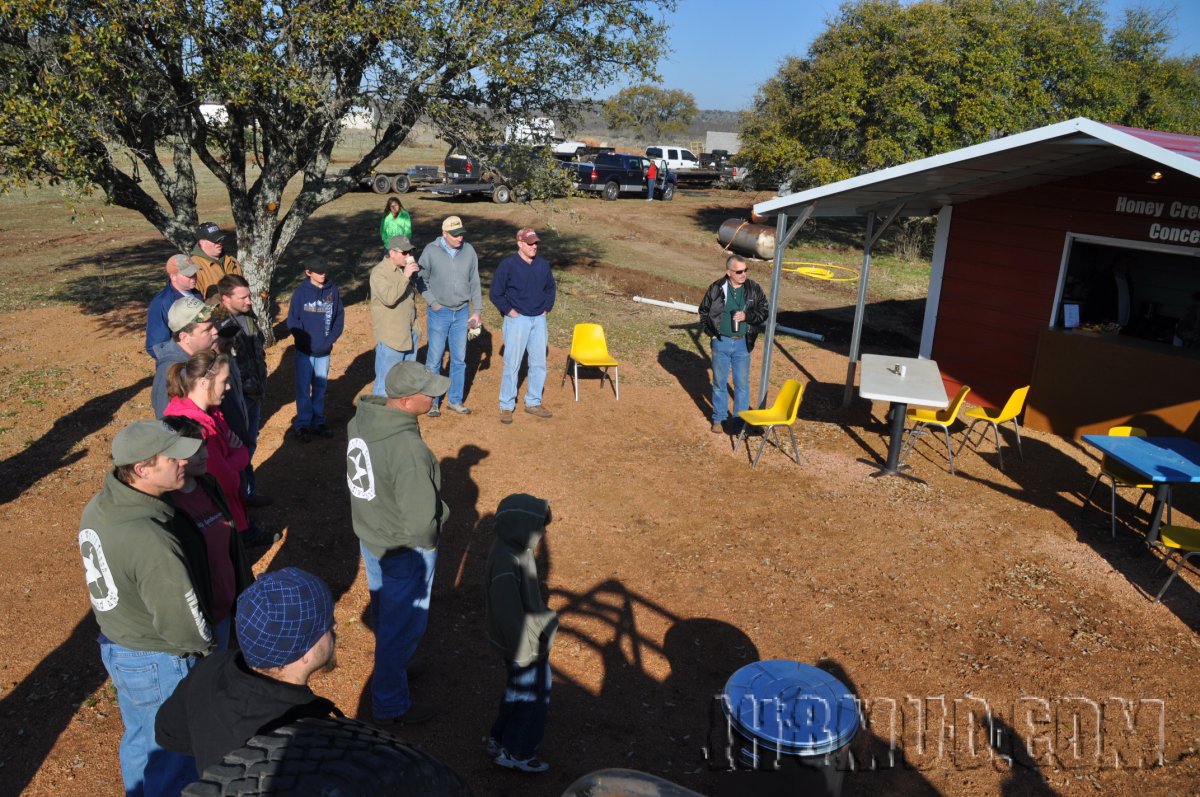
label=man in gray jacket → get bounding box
[418,215,482,416]
[78,420,215,796]
[346,362,450,726]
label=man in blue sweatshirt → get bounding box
[286,256,344,442]
[489,228,556,424]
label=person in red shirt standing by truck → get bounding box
[646,159,658,201]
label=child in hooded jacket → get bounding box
[483,494,557,773]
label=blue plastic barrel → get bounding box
[715,660,859,797]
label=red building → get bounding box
[755,119,1200,439]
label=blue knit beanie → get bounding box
[236,568,334,669]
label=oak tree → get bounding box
[0,0,672,336]
[602,85,698,140]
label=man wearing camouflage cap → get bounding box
[145,254,202,358]
[78,420,216,796]
[151,295,216,418]
[157,568,341,775]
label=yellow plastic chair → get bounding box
[898,384,970,474]
[733,379,804,468]
[561,323,619,401]
[1151,525,1200,603]
[958,385,1030,469]
[1080,426,1170,540]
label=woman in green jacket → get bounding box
[380,197,412,249]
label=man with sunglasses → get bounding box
[371,235,423,396]
[698,254,768,434]
[490,227,557,424]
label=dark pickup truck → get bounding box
[573,153,677,201]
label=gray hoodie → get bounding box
[484,494,558,667]
[346,396,448,557]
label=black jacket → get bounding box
[156,650,339,774]
[698,276,769,351]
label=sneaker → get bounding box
[427,406,441,418]
[374,702,438,727]
[524,404,552,419]
[314,423,334,439]
[484,736,502,757]
[294,426,311,443]
[446,403,472,415]
[494,749,549,773]
[711,421,724,434]
[499,410,514,425]
[245,492,274,508]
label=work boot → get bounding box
[499,410,514,424]
[524,405,552,419]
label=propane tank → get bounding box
[717,218,776,260]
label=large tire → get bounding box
[391,174,411,193]
[661,182,676,201]
[602,181,620,201]
[182,717,471,797]
[492,184,511,204]
[371,174,392,194]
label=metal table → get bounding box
[1080,435,1200,545]
[859,354,948,476]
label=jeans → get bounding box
[490,656,551,759]
[294,352,330,429]
[98,635,199,797]
[711,335,750,423]
[499,314,548,411]
[425,305,469,407]
[373,331,421,397]
[242,397,262,495]
[647,177,656,200]
[360,543,437,719]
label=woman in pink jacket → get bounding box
[163,350,251,533]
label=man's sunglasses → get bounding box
[729,268,747,274]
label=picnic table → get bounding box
[1080,435,1200,545]
[859,354,949,476]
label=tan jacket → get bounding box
[370,256,418,351]
[190,247,244,301]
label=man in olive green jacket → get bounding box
[78,420,215,796]
[371,235,422,396]
[347,362,449,726]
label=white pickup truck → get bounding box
[644,144,720,187]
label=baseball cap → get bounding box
[166,254,198,277]
[441,216,466,236]
[112,420,201,466]
[167,295,214,333]
[387,235,414,253]
[517,227,539,244]
[236,568,335,670]
[304,255,329,274]
[197,222,225,243]
[385,361,450,399]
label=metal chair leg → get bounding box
[613,366,619,400]
[898,424,923,467]
[733,425,748,453]
[788,426,799,464]
[573,361,579,401]
[1011,420,1024,460]
[957,419,984,456]
[990,421,1004,470]
[1110,478,1118,539]
[1080,471,1103,517]
[751,427,772,468]
[1153,551,1200,603]
[942,426,955,474]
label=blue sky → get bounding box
[643,0,1200,110]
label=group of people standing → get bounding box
[79,212,565,796]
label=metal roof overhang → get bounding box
[753,117,1200,220]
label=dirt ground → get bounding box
[0,186,1198,797]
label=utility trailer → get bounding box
[361,165,442,194]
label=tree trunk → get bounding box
[239,233,281,347]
